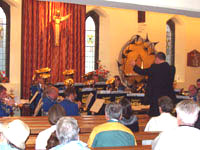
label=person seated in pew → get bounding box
[46,131,59,150]
[87,102,136,148]
[35,104,66,150]
[0,85,15,116]
[51,117,90,150]
[194,111,200,129]
[143,96,178,145]
[152,100,200,150]
[119,98,139,132]
[0,119,30,150]
[42,86,59,115]
[59,87,80,116]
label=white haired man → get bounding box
[152,100,200,150]
[50,117,89,150]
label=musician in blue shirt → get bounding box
[0,85,14,116]
[30,75,44,115]
[42,86,58,115]
[59,87,80,116]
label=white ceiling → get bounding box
[39,0,200,18]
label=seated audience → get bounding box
[59,87,80,116]
[197,78,200,90]
[0,119,30,150]
[87,102,136,148]
[42,86,59,114]
[46,131,59,150]
[194,111,200,129]
[152,100,200,150]
[143,96,178,145]
[0,85,15,116]
[51,117,89,150]
[35,104,66,150]
[188,85,197,101]
[119,98,139,132]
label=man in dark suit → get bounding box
[131,52,176,117]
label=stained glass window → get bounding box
[0,1,10,80]
[85,11,99,74]
[0,8,7,72]
[166,20,175,65]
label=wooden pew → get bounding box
[0,114,150,134]
[25,132,159,149]
[91,145,152,150]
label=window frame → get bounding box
[85,11,99,71]
[0,1,10,81]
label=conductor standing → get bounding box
[131,52,176,117]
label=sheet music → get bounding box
[90,99,105,113]
[86,93,94,109]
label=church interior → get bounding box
[0,0,200,150]
[1,0,200,99]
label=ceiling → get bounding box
[39,0,200,18]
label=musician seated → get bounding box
[59,87,80,116]
[42,86,58,115]
[108,76,125,91]
[30,75,44,114]
[188,85,198,102]
[0,120,30,150]
[0,85,15,116]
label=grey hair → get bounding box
[56,117,80,144]
[176,100,200,125]
[105,102,122,120]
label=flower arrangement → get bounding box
[94,61,110,81]
[0,71,8,83]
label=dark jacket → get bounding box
[134,62,176,116]
[120,115,139,132]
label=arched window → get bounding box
[0,1,10,80]
[166,19,175,65]
[85,11,99,73]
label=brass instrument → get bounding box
[63,69,75,87]
[32,67,51,81]
[64,78,74,87]
[106,78,115,85]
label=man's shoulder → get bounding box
[93,121,133,136]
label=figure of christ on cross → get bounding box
[53,10,71,46]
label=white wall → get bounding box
[87,5,200,90]
[2,0,22,98]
